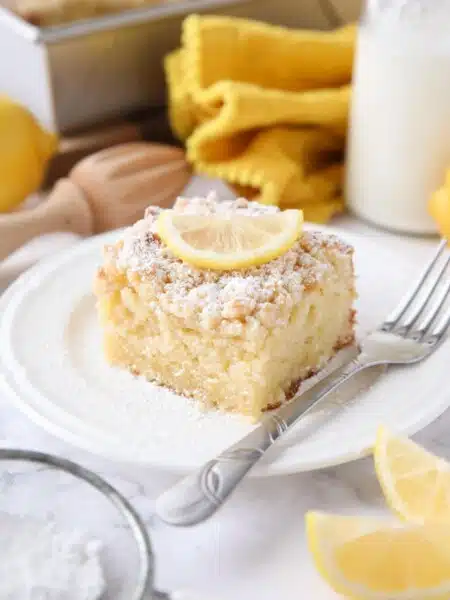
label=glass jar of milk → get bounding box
[346,0,450,234]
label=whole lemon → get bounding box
[0,96,58,212]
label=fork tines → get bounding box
[382,239,450,342]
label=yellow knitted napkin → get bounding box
[165,15,356,222]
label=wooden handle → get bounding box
[0,179,94,262]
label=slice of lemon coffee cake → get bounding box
[94,194,356,418]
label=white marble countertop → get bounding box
[0,177,448,600]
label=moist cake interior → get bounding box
[94,195,356,419]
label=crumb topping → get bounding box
[103,193,354,330]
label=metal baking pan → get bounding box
[0,0,253,134]
[0,0,353,134]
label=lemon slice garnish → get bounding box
[306,510,450,600]
[374,426,450,525]
[156,209,303,270]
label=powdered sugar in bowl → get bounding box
[0,449,153,600]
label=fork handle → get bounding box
[155,357,368,527]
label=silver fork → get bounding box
[156,240,450,527]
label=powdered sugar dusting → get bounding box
[65,310,255,459]
[4,219,446,474]
[108,193,353,332]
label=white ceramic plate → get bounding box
[0,226,449,476]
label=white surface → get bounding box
[1,218,449,475]
[0,512,104,600]
[346,1,450,234]
[0,175,447,600]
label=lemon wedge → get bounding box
[374,426,450,525]
[156,209,303,270]
[306,511,450,600]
